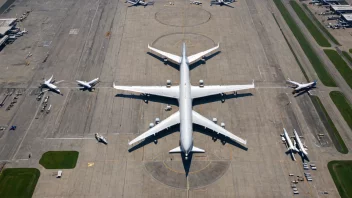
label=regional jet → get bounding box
[76,78,99,91]
[126,0,154,7]
[293,129,308,157]
[287,79,317,94]
[39,75,63,95]
[113,43,255,160]
[281,128,298,160]
[211,0,234,7]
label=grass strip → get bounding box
[272,13,309,81]
[273,0,336,87]
[328,161,352,198]
[0,168,40,198]
[324,49,352,89]
[290,1,331,47]
[342,51,352,64]
[310,96,348,154]
[39,151,79,169]
[330,91,352,130]
[349,49,352,54]
[302,3,340,46]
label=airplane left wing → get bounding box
[191,81,254,99]
[148,45,181,64]
[187,44,219,64]
[129,111,180,145]
[113,83,179,99]
[286,80,300,87]
[192,111,247,145]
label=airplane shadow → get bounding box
[115,94,179,106]
[193,93,253,106]
[300,153,310,162]
[293,87,316,97]
[181,152,193,177]
[147,52,180,71]
[189,51,221,71]
[193,125,248,151]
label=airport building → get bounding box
[0,18,17,47]
[330,5,352,14]
[340,13,352,26]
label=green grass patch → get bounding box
[302,3,340,46]
[330,91,352,130]
[328,161,352,198]
[310,96,348,154]
[324,50,352,89]
[349,49,352,54]
[342,51,352,64]
[273,0,336,87]
[39,151,79,169]
[0,168,40,198]
[290,1,331,47]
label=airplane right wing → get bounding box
[129,111,180,145]
[192,110,247,145]
[148,44,181,64]
[127,0,138,4]
[113,83,179,99]
[187,44,219,64]
[191,81,254,99]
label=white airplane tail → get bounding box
[169,146,205,153]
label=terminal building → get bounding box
[330,5,352,14]
[0,18,17,48]
[340,13,352,26]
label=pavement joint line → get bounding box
[11,92,45,161]
[45,137,96,140]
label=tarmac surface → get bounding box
[0,0,351,197]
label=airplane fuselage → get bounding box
[293,130,308,156]
[295,81,316,91]
[178,44,193,157]
[284,129,294,149]
[45,82,60,94]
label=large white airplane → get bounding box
[287,79,317,94]
[282,128,298,160]
[210,0,234,7]
[113,43,255,160]
[293,129,308,157]
[126,0,153,7]
[76,78,99,91]
[40,75,63,95]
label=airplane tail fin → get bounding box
[191,146,205,153]
[169,146,205,153]
[169,146,181,153]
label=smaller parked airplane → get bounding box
[210,0,234,7]
[39,75,64,95]
[287,79,317,94]
[95,133,108,144]
[76,78,99,91]
[281,128,298,161]
[126,0,154,7]
[293,129,308,157]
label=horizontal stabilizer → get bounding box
[192,146,205,153]
[169,146,182,153]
